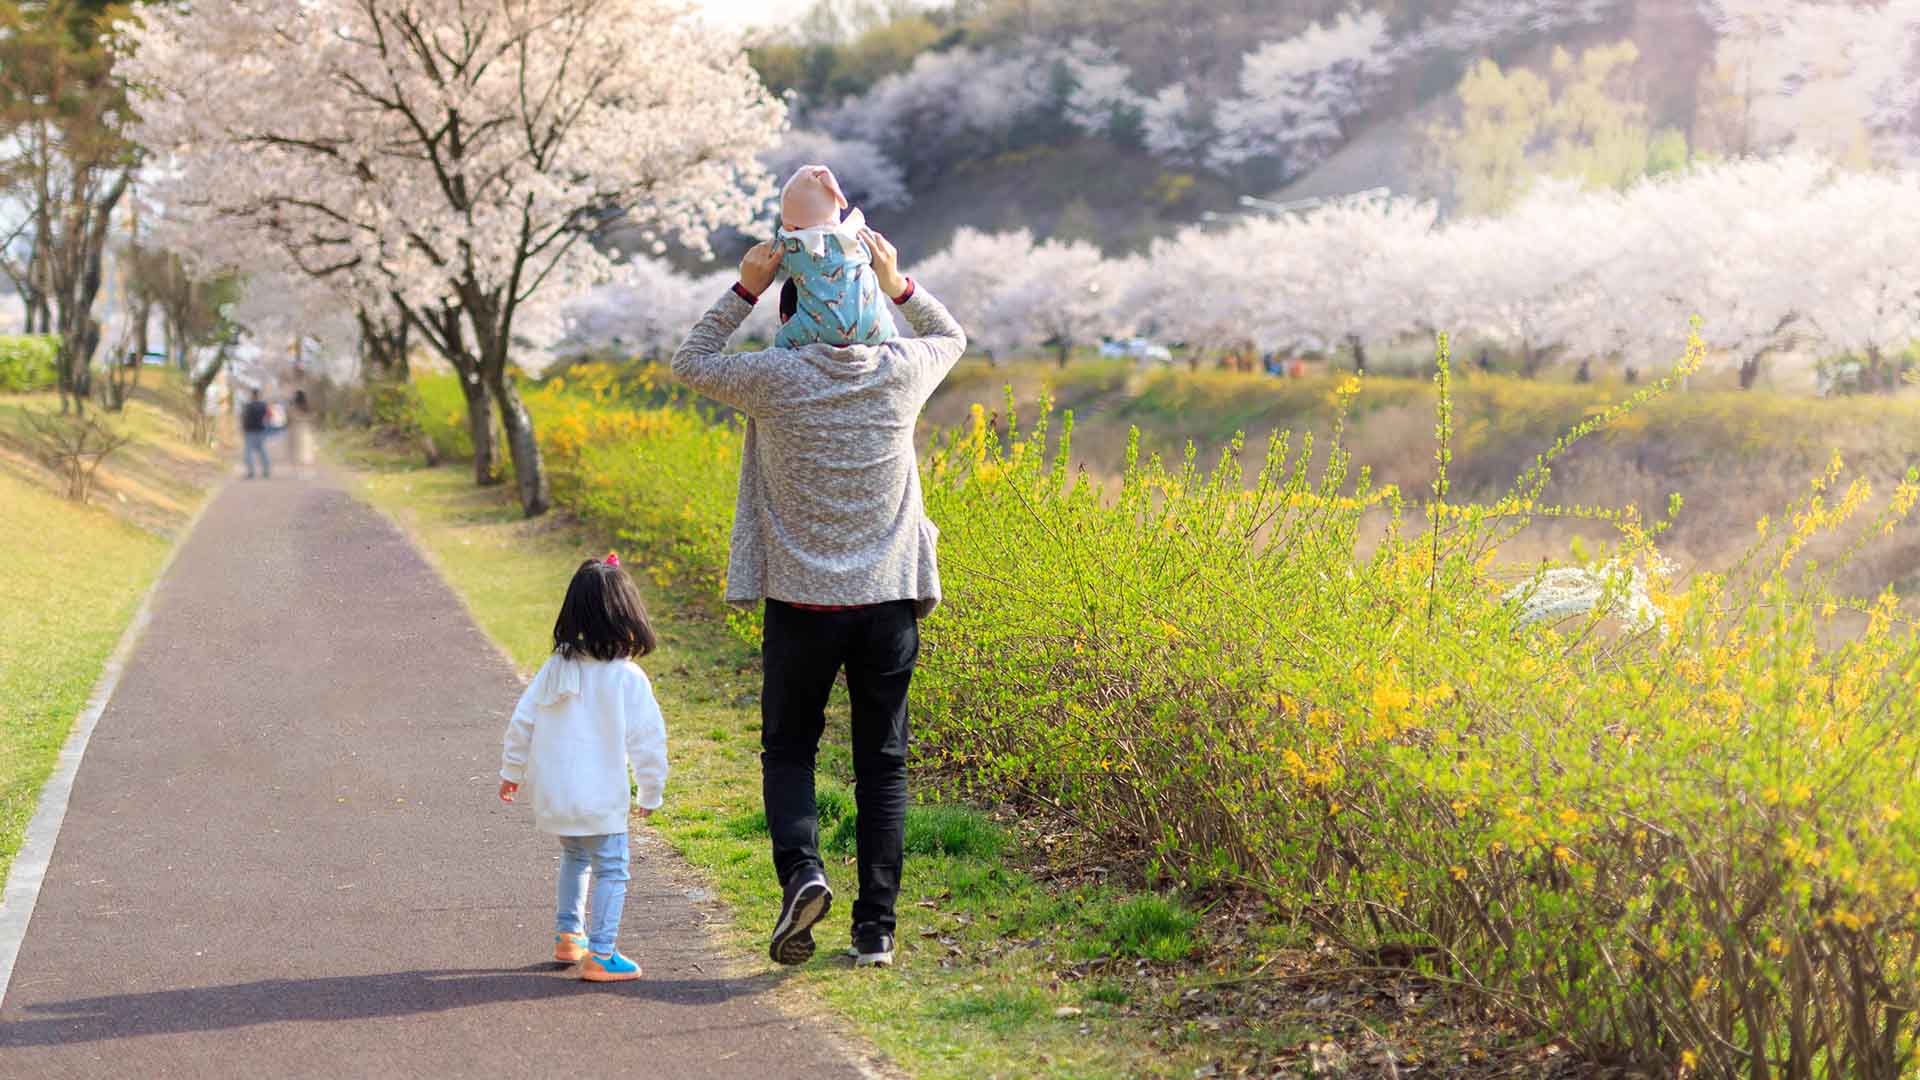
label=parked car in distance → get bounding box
[1098,337,1174,363]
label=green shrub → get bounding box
[905,805,1007,859]
[506,337,1920,1075]
[1081,894,1199,963]
[916,339,1920,1074]
[412,373,475,459]
[0,336,59,393]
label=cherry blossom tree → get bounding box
[760,129,910,213]
[560,258,734,361]
[1059,40,1147,143]
[818,45,1052,184]
[1620,155,1830,386]
[1795,169,1920,389]
[1126,221,1284,363]
[1209,11,1391,174]
[1268,194,1439,371]
[1443,180,1611,376]
[1006,236,1130,368]
[1699,0,1920,163]
[1141,85,1210,166]
[914,228,1044,360]
[124,0,784,515]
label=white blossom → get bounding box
[759,129,910,213]
[1059,40,1148,141]
[124,0,784,351]
[1505,556,1673,634]
[1209,11,1391,172]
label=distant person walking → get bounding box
[241,388,271,479]
[673,226,966,970]
[288,388,316,467]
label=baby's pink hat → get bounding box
[781,165,849,229]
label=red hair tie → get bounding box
[603,551,621,568]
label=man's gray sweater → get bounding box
[671,285,968,617]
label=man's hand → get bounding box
[498,780,518,803]
[739,240,782,299]
[860,228,907,300]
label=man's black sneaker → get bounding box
[769,870,833,965]
[847,923,895,968]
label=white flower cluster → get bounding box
[1505,557,1675,634]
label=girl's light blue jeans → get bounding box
[555,832,629,955]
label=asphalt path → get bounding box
[0,475,870,1078]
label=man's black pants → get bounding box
[761,598,918,935]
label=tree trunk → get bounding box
[49,171,129,417]
[1575,358,1592,384]
[405,300,501,485]
[1738,352,1764,390]
[458,372,501,486]
[358,310,411,382]
[461,285,547,517]
[1348,334,1367,374]
[1520,342,1544,379]
[1055,339,1070,368]
[487,366,550,517]
[1865,345,1892,393]
[191,346,230,445]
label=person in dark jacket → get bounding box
[241,389,271,479]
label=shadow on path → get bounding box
[0,966,792,1048]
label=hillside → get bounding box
[715,0,1742,261]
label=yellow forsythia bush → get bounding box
[494,343,1920,1077]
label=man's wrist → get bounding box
[731,281,761,304]
[886,277,915,305]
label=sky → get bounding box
[693,0,786,33]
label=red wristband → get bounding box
[732,281,760,304]
[890,278,916,305]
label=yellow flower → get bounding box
[1449,865,1468,882]
[1691,975,1710,1000]
[1681,1049,1698,1070]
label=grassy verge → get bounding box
[0,382,224,889]
[337,439,1244,1079]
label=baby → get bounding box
[774,165,898,349]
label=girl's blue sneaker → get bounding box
[555,933,588,964]
[581,951,641,982]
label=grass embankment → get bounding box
[339,448,1242,1080]
[0,379,226,889]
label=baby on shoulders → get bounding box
[774,165,898,349]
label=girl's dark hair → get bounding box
[779,278,798,323]
[553,559,657,661]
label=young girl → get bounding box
[498,553,668,982]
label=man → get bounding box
[672,229,966,969]
[241,388,271,479]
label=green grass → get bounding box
[0,384,221,890]
[339,439,1218,1079]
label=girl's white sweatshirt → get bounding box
[499,654,669,836]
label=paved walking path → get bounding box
[0,474,871,1078]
